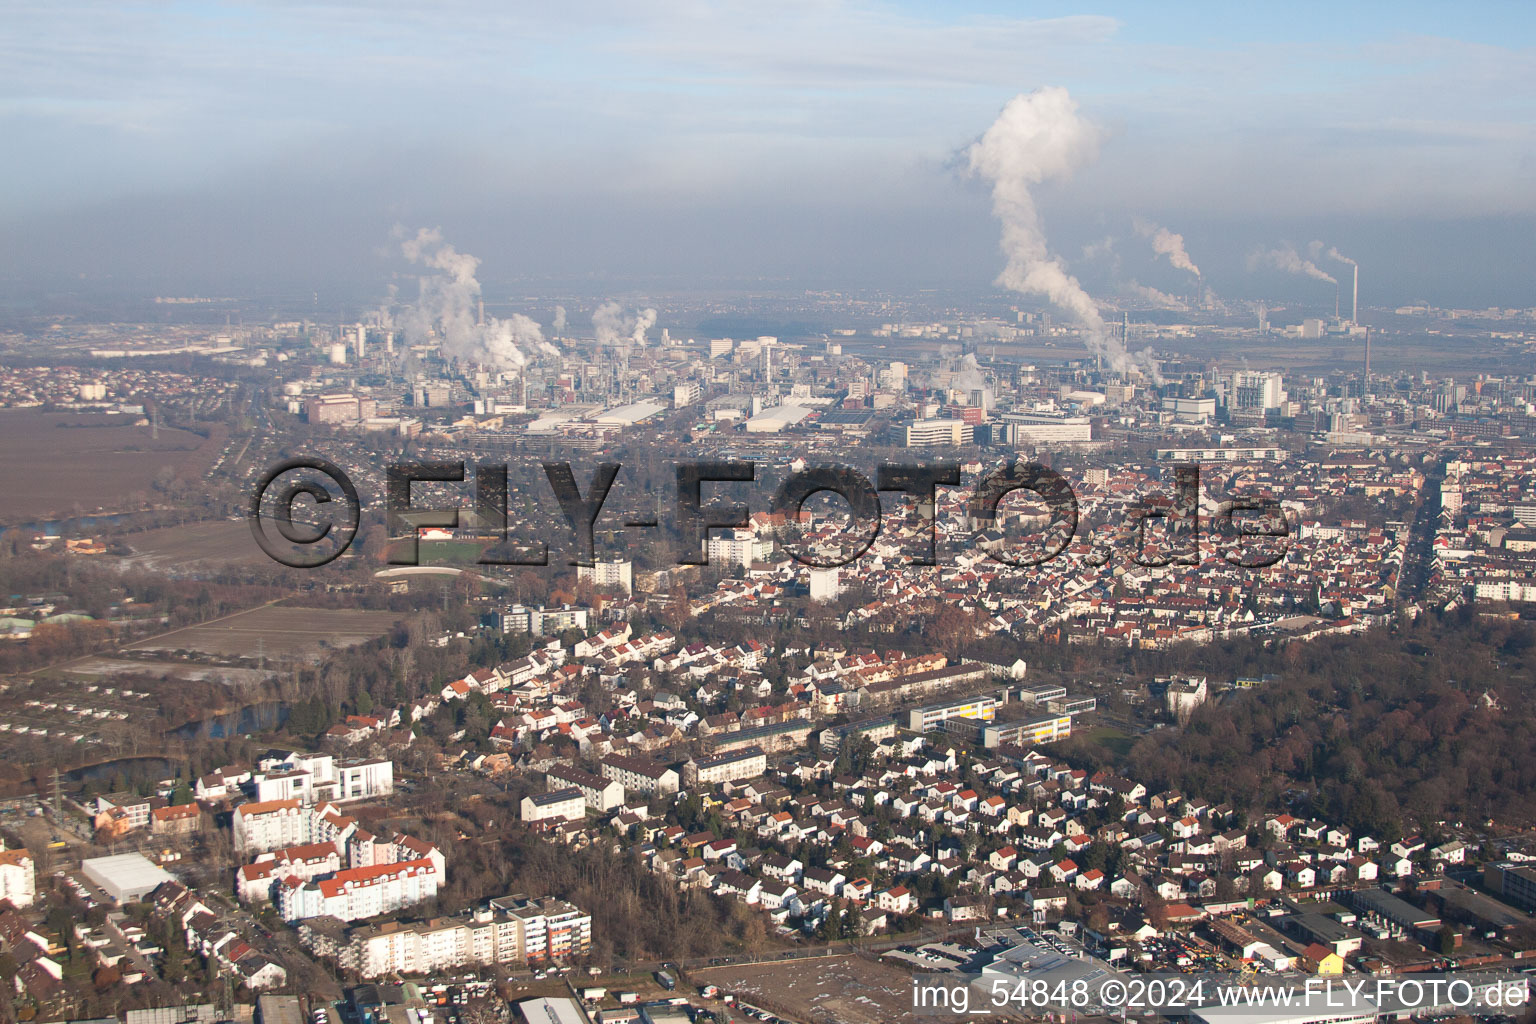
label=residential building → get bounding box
[599,754,680,797]
[521,788,586,823]
[683,746,768,788]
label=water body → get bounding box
[67,756,178,784]
[169,701,288,741]
[60,704,287,785]
[0,512,131,539]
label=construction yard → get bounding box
[690,954,947,1024]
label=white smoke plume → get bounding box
[592,302,658,349]
[631,307,658,347]
[967,88,1159,380]
[1081,234,1117,264]
[1123,282,1183,308]
[1319,243,1356,267]
[376,283,398,329]
[954,352,986,392]
[391,227,558,368]
[552,305,567,333]
[1133,217,1201,277]
[592,301,625,347]
[1248,243,1336,284]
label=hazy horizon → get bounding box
[5,2,1534,309]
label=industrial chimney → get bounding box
[1352,264,1359,325]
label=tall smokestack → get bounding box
[1363,328,1371,390]
[1352,264,1359,324]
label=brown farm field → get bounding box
[118,518,272,570]
[121,605,400,660]
[0,410,224,524]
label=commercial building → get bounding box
[906,692,1004,733]
[1484,862,1536,912]
[305,393,378,425]
[1348,888,1440,938]
[1161,397,1217,424]
[1015,683,1067,705]
[518,999,587,1024]
[594,402,667,427]
[972,931,1122,1012]
[1230,370,1286,412]
[1186,989,1376,1024]
[82,853,177,903]
[1046,695,1097,716]
[972,714,1073,748]
[683,746,768,788]
[673,382,701,408]
[999,413,1092,444]
[1277,912,1363,957]
[744,405,812,433]
[905,418,969,447]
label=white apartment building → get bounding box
[808,566,841,603]
[275,858,441,922]
[500,604,590,636]
[0,847,35,907]
[341,896,592,977]
[599,754,680,797]
[252,752,394,805]
[683,746,768,788]
[491,896,593,962]
[544,764,625,813]
[336,759,394,801]
[521,788,586,823]
[237,841,343,903]
[576,558,633,596]
[237,805,444,904]
[233,799,309,855]
[707,530,772,569]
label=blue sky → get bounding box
[3,1,1534,305]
